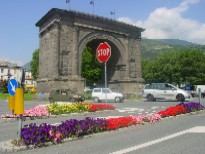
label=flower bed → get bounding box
[21,117,108,146]
[1,103,116,119]
[21,114,161,147]
[47,102,116,115]
[157,105,187,117]
[158,102,205,118]
[178,102,205,113]
[1,105,49,119]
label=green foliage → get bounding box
[142,49,205,85]
[81,47,102,86]
[0,80,8,93]
[30,49,39,80]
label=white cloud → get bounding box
[117,0,205,45]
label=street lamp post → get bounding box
[110,10,116,19]
[90,0,95,15]
[65,0,71,10]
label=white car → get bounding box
[142,83,191,101]
[91,88,125,103]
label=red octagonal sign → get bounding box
[96,42,111,63]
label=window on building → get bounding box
[14,69,16,74]
[1,76,3,81]
[8,69,10,74]
[1,69,3,73]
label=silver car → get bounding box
[91,88,124,103]
[142,83,191,101]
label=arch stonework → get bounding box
[36,8,145,97]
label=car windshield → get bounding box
[102,88,111,93]
[66,89,75,94]
[145,83,177,90]
[51,90,60,94]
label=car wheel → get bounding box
[81,97,85,102]
[93,97,99,103]
[49,98,54,103]
[176,94,185,102]
[147,94,155,101]
[115,97,120,103]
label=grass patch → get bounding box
[0,93,35,101]
[0,93,9,100]
[84,91,92,100]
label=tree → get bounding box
[30,49,39,80]
[142,49,205,86]
[81,47,102,86]
[0,80,8,93]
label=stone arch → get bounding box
[35,8,145,97]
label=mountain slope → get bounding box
[141,39,205,60]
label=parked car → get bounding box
[190,85,205,97]
[24,84,36,93]
[142,83,191,101]
[91,88,124,103]
[49,89,85,103]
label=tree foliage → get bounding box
[30,49,39,80]
[142,49,205,86]
[0,80,8,93]
[81,47,102,86]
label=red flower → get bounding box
[106,116,137,130]
[158,105,187,117]
[88,104,116,112]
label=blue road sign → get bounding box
[8,79,18,96]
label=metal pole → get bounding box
[105,62,107,104]
[199,88,201,104]
[18,114,23,139]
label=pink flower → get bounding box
[49,130,54,137]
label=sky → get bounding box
[0,0,205,66]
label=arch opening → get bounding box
[79,38,125,87]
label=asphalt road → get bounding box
[0,97,205,153]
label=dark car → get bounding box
[49,89,85,103]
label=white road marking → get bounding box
[151,106,159,110]
[110,126,205,154]
[117,108,144,113]
[117,107,162,115]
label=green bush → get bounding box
[0,80,8,93]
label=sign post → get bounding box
[8,78,24,139]
[96,42,111,104]
[8,79,18,114]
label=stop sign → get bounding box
[96,42,111,63]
